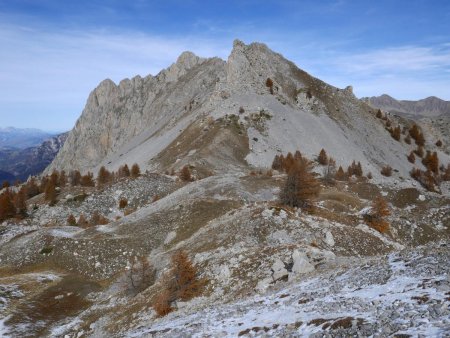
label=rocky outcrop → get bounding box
[46,53,225,173]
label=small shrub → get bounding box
[265,78,274,95]
[407,151,415,164]
[40,247,54,255]
[179,165,192,182]
[77,214,90,227]
[123,208,136,216]
[376,109,382,118]
[414,146,424,158]
[67,214,77,226]
[380,165,392,177]
[366,172,373,179]
[119,198,128,209]
[435,139,442,147]
[91,211,109,225]
[239,106,245,114]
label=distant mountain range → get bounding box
[0,132,68,183]
[0,127,56,150]
[363,94,450,119]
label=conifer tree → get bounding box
[280,158,320,210]
[271,155,282,170]
[335,166,346,181]
[284,152,295,172]
[318,148,328,165]
[97,166,111,186]
[0,189,16,222]
[131,163,141,178]
[14,187,27,218]
[26,177,40,198]
[44,179,57,205]
[365,196,390,233]
[59,170,67,187]
[119,164,131,178]
[80,172,95,187]
[70,170,81,186]
[407,151,416,164]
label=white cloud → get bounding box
[0,23,231,129]
[331,45,450,74]
[0,21,449,130]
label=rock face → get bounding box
[46,40,450,181]
[46,53,225,173]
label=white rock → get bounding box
[291,250,314,275]
[324,231,335,247]
[217,265,231,283]
[164,231,177,245]
[271,258,288,280]
[418,195,426,201]
[256,277,272,293]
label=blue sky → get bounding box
[0,0,449,131]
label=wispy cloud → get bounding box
[332,45,450,74]
[0,18,449,130]
[0,23,231,129]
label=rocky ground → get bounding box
[0,169,449,337]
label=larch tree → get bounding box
[280,158,321,210]
[131,163,141,178]
[14,187,27,218]
[153,250,206,316]
[97,166,111,186]
[335,166,346,181]
[318,148,328,165]
[365,195,390,233]
[44,179,57,205]
[0,190,16,222]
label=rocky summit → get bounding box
[1,40,449,337]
